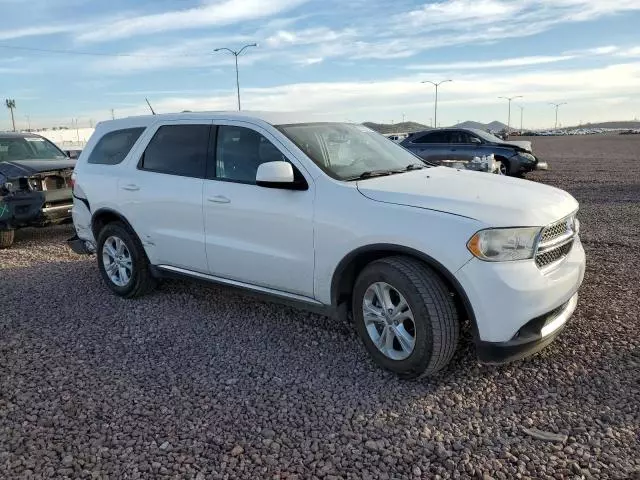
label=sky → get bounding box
[1,0,640,130]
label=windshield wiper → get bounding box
[403,163,426,171]
[344,169,402,181]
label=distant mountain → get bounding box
[363,121,429,134]
[567,120,640,129]
[454,120,508,131]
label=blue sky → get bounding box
[1,0,640,129]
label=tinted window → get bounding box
[216,126,287,183]
[413,131,450,144]
[88,128,144,165]
[140,125,209,178]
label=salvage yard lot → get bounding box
[1,134,639,479]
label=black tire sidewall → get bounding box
[96,223,144,297]
[352,262,434,375]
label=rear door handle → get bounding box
[121,184,140,191]
[207,195,230,204]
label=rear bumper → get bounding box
[476,293,578,364]
[67,234,95,255]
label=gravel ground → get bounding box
[1,134,639,479]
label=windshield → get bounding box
[0,136,67,161]
[471,129,505,144]
[277,122,429,180]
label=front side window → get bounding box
[88,127,145,165]
[139,124,209,178]
[278,123,429,180]
[216,126,288,184]
[0,136,66,161]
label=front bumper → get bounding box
[455,236,585,356]
[476,293,578,364]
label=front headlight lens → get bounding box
[519,152,536,162]
[467,227,541,262]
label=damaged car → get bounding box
[0,132,75,248]
[401,128,548,176]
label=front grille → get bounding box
[535,240,574,268]
[535,212,578,271]
[540,216,572,243]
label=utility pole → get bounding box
[25,115,31,131]
[214,43,258,111]
[498,96,523,135]
[422,80,452,129]
[550,102,567,130]
[518,106,524,133]
[110,108,115,120]
[402,113,406,123]
[5,99,16,132]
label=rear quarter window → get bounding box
[87,127,145,165]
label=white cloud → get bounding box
[76,0,308,43]
[406,55,578,71]
[0,25,77,40]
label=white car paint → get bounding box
[71,111,585,349]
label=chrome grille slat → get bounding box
[535,213,578,271]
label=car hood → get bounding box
[502,140,532,152]
[0,158,75,178]
[356,167,578,227]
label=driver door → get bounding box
[203,122,315,297]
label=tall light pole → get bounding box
[422,80,452,129]
[498,96,523,135]
[518,105,524,133]
[214,43,258,111]
[5,99,16,132]
[25,115,31,131]
[550,102,567,130]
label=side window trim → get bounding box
[87,127,145,165]
[205,125,218,180]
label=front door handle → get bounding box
[207,195,231,204]
[121,184,140,191]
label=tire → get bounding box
[498,159,509,176]
[352,256,459,379]
[0,229,15,249]
[96,221,157,298]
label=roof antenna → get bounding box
[145,98,156,115]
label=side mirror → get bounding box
[256,161,306,190]
[470,137,482,145]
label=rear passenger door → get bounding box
[450,130,481,161]
[202,122,315,298]
[117,121,211,272]
[406,131,452,162]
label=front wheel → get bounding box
[352,256,459,379]
[0,229,15,249]
[96,222,157,298]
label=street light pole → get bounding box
[550,102,567,130]
[498,96,523,135]
[214,43,258,111]
[422,80,452,129]
[518,106,524,133]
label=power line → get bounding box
[0,43,207,58]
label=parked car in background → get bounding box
[401,128,548,176]
[69,112,584,378]
[64,148,83,159]
[0,132,75,248]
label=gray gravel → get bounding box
[1,134,639,479]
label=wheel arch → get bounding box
[330,244,479,341]
[91,208,136,239]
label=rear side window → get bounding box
[88,127,145,165]
[413,131,450,144]
[139,124,209,178]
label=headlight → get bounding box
[519,152,536,162]
[467,227,541,262]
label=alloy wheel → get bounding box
[102,236,133,287]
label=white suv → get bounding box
[69,112,585,378]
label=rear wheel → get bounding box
[0,229,15,249]
[352,256,459,379]
[96,222,157,298]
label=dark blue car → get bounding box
[400,128,548,176]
